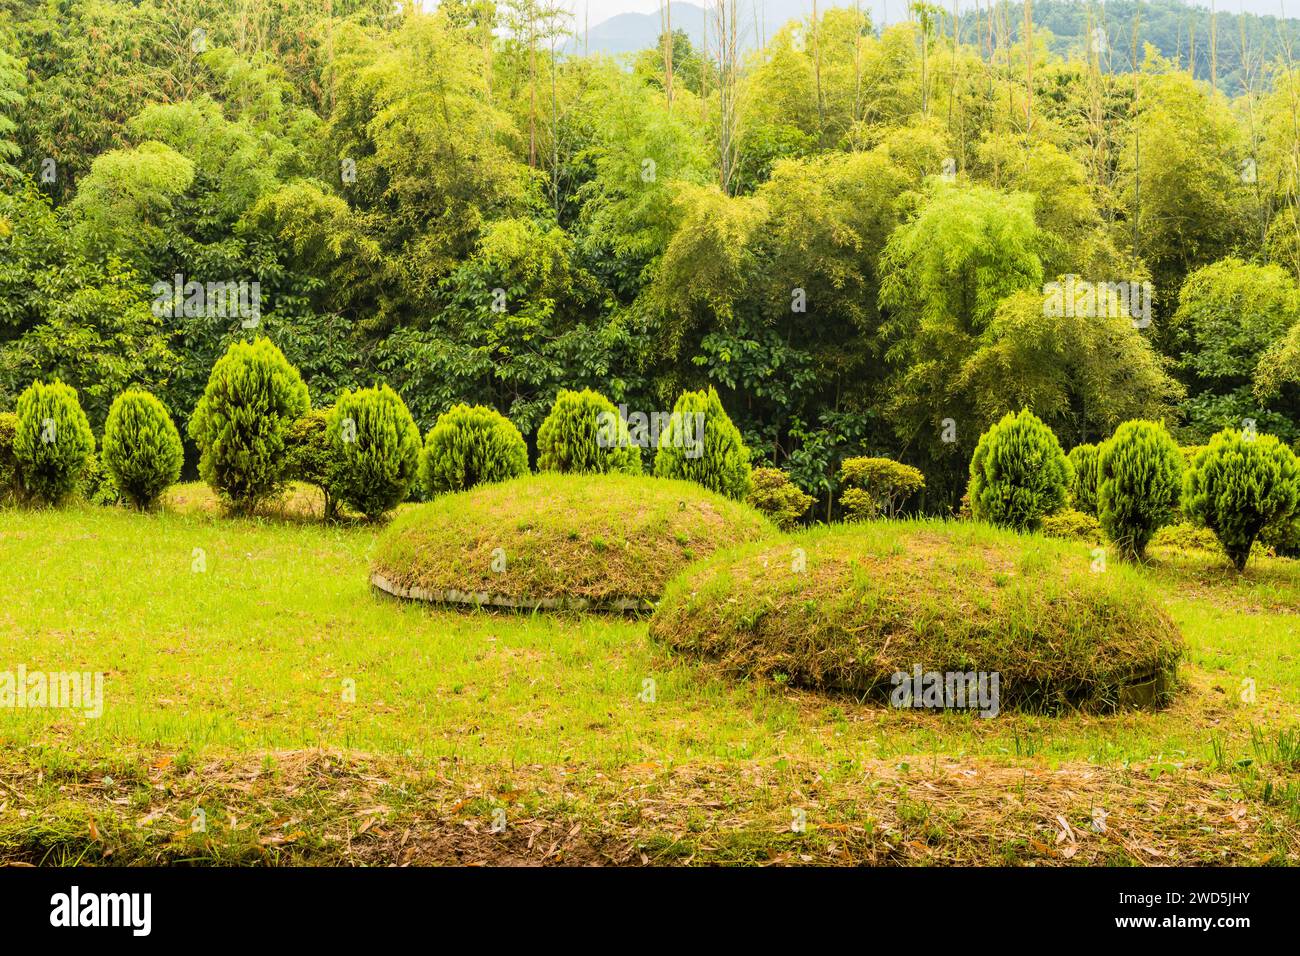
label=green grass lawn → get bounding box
[1,487,1298,865]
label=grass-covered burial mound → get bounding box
[649,520,1183,713]
[371,473,773,612]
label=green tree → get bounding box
[536,388,641,475]
[653,386,752,500]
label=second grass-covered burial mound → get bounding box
[370,473,773,612]
[649,521,1184,713]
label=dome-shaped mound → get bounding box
[371,473,774,612]
[650,521,1183,712]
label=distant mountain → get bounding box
[569,1,894,57]
[569,0,1300,98]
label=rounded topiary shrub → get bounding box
[285,408,340,520]
[746,466,814,529]
[418,403,529,495]
[12,381,96,505]
[101,389,183,509]
[1097,420,1182,561]
[0,411,18,503]
[652,386,751,500]
[536,388,642,475]
[187,338,310,515]
[839,457,925,519]
[371,473,773,612]
[650,521,1182,712]
[327,385,422,520]
[967,409,1069,531]
[1067,443,1100,516]
[1183,428,1300,571]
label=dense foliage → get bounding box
[101,388,183,508]
[838,457,925,519]
[967,410,1070,531]
[1,1,1299,516]
[286,408,340,520]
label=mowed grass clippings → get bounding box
[0,499,1298,865]
[370,473,773,608]
[1,746,1295,866]
[651,520,1184,712]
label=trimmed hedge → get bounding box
[327,385,422,520]
[1067,443,1100,516]
[746,466,813,529]
[0,412,17,503]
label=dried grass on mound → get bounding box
[650,520,1184,713]
[370,473,773,612]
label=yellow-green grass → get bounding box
[370,473,772,610]
[0,493,1296,864]
[650,521,1182,712]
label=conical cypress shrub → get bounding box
[0,412,19,504]
[536,388,641,475]
[418,403,529,495]
[1184,428,1300,571]
[102,388,183,509]
[1067,443,1100,516]
[1097,420,1182,561]
[327,385,422,520]
[12,380,96,506]
[652,387,751,500]
[187,338,310,515]
[967,409,1069,530]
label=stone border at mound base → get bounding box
[370,572,654,614]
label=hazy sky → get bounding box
[576,0,1299,28]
